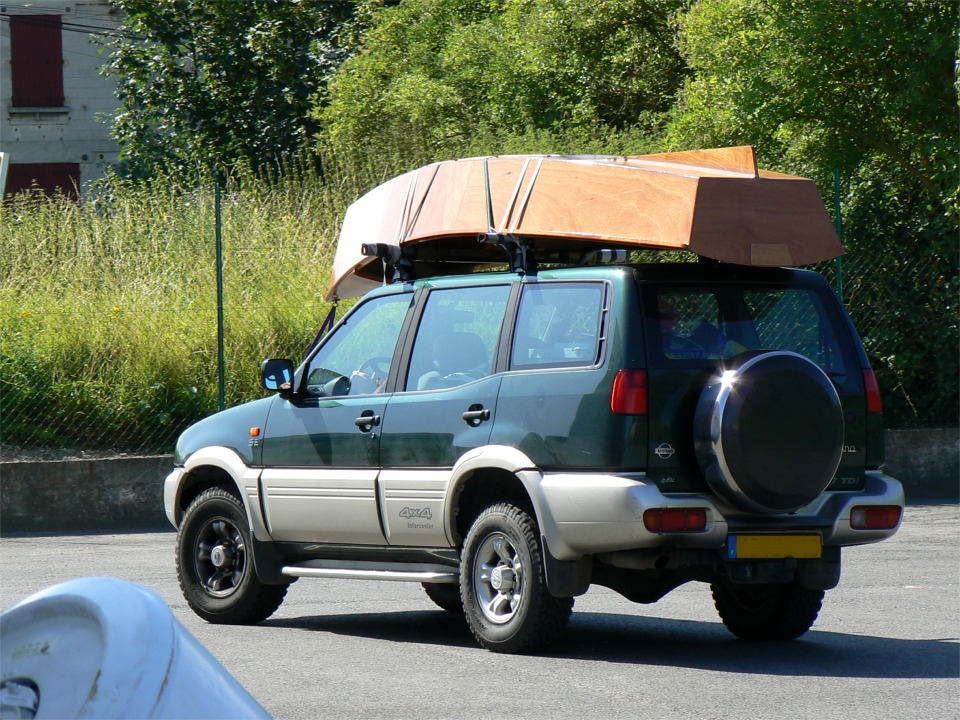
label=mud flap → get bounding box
[251,535,295,585]
[542,537,592,597]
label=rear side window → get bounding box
[511,282,604,369]
[652,286,849,378]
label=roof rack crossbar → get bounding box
[360,243,417,284]
[477,232,536,276]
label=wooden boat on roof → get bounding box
[327,146,842,300]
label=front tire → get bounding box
[461,503,573,653]
[176,487,289,624]
[712,579,824,641]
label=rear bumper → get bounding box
[533,470,904,562]
[816,471,905,546]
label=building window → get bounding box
[10,15,65,107]
[5,163,80,198]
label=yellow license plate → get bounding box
[727,535,821,559]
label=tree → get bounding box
[319,0,688,163]
[103,0,358,179]
[667,0,959,426]
[667,0,957,218]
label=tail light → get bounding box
[643,508,707,533]
[863,368,883,414]
[850,505,902,530]
[611,369,647,415]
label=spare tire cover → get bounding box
[694,351,843,514]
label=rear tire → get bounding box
[422,582,463,613]
[712,579,823,641]
[461,503,573,653]
[176,487,289,624]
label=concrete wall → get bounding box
[1,429,957,533]
[1,455,171,533]
[885,427,959,501]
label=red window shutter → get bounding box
[10,15,65,107]
[5,164,81,198]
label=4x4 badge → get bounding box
[399,507,433,520]
[655,443,676,460]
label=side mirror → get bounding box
[260,358,294,395]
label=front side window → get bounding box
[406,285,510,391]
[511,283,605,369]
[303,293,411,397]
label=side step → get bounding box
[281,559,459,584]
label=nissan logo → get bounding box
[655,443,676,460]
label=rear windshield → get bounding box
[649,285,851,378]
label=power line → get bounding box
[0,13,143,40]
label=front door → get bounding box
[260,292,413,543]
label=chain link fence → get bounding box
[1,186,956,460]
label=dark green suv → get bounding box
[164,260,903,653]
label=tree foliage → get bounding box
[319,0,687,163]
[667,0,958,426]
[104,0,357,178]
[95,0,958,426]
[667,0,957,215]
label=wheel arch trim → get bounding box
[171,447,270,541]
[444,445,542,546]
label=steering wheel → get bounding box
[357,356,392,384]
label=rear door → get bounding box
[378,283,512,546]
[740,285,867,490]
[643,279,865,495]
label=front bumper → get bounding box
[163,468,185,529]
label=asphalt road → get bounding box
[2,504,957,720]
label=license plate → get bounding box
[727,535,821,559]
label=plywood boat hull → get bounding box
[328,147,841,300]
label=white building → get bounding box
[0,0,121,196]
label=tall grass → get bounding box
[0,159,375,452]
[3,134,953,454]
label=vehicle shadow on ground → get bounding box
[266,609,477,649]
[265,610,958,680]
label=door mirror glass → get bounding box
[261,358,294,393]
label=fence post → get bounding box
[833,168,844,303]
[215,175,226,412]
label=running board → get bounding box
[281,563,458,584]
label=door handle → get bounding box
[354,411,381,431]
[462,404,491,427]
